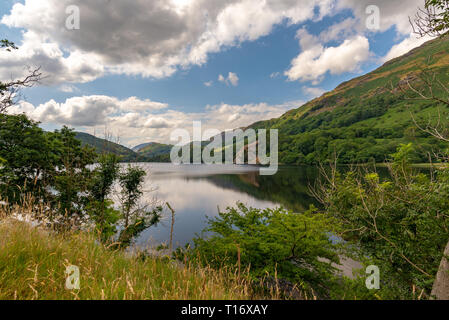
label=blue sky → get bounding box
[0,0,430,147]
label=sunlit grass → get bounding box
[0,217,271,300]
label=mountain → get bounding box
[146,36,449,165]
[134,142,173,162]
[75,133,173,162]
[78,36,449,165]
[250,35,449,164]
[75,132,147,162]
[132,143,153,152]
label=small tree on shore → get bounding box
[88,153,121,241]
[116,166,162,248]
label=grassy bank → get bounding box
[0,218,267,300]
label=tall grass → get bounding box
[0,217,271,300]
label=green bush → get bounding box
[186,203,342,297]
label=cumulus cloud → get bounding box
[58,84,79,93]
[278,0,429,85]
[383,34,433,62]
[0,31,104,84]
[218,72,239,86]
[303,87,326,98]
[9,95,300,146]
[337,0,423,35]
[0,0,429,85]
[0,0,338,84]
[228,72,239,86]
[9,96,169,127]
[285,30,371,83]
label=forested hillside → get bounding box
[251,35,449,164]
[75,132,146,162]
[135,142,173,162]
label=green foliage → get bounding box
[116,166,162,248]
[0,114,161,246]
[88,154,121,241]
[321,144,449,297]
[117,210,162,249]
[119,166,146,227]
[51,127,96,218]
[425,0,449,34]
[0,39,17,51]
[0,114,55,203]
[186,203,342,296]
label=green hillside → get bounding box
[75,132,146,162]
[135,142,173,162]
[78,36,449,165]
[251,35,449,164]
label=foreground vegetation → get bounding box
[0,217,269,300]
[1,0,448,301]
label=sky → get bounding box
[0,0,433,148]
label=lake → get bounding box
[126,163,320,249]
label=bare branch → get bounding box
[0,67,42,113]
[410,1,449,38]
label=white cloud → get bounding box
[58,84,79,93]
[337,0,423,35]
[9,96,169,127]
[204,81,213,87]
[9,95,301,146]
[119,97,169,112]
[0,0,430,85]
[303,87,326,98]
[318,18,360,43]
[383,34,433,62]
[285,33,371,83]
[228,72,239,86]
[218,74,226,83]
[218,72,239,86]
[144,117,172,129]
[0,0,337,84]
[0,31,104,84]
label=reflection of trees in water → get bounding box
[203,167,321,212]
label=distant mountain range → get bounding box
[75,132,173,162]
[76,35,449,165]
[134,142,173,162]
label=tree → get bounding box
[0,39,41,113]
[51,127,96,220]
[187,203,342,298]
[0,114,54,203]
[316,144,449,298]
[87,153,121,241]
[116,166,162,248]
[119,166,146,229]
[411,0,449,37]
[402,1,449,299]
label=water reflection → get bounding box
[132,163,319,248]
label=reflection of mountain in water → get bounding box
[202,167,320,212]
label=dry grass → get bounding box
[0,217,272,300]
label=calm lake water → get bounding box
[125,163,320,249]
